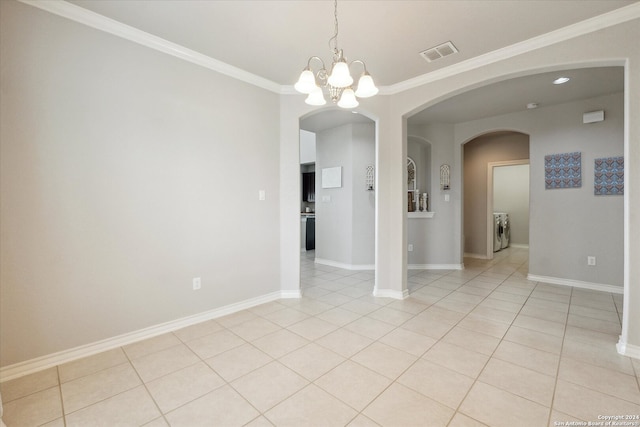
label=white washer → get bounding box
[499,213,510,249]
[493,213,502,252]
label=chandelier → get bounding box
[294,0,378,108]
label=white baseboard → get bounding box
[464,252,490,259]
[373,288,409,300]
[314,257,375,271]
[527,274,623,294]
[509,243,529,249]
[408,263,464,270]
[617,339,640,359]
[280,290,302,299]
[0,290,298,383]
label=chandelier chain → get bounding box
[328,0,339,55]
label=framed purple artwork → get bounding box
[594,156,624,195]
[545,152,581,189]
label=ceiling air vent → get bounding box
[420,41,458,63]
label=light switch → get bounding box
[322,195,331,202]
[444,194,450,202]
[258,190,265,201]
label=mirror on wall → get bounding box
[407,157,418,212]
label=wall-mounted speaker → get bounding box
[583,110,604,124]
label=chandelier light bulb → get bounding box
[327,61,353,88]
[305,86,327,106]
[355,72,379,98]
[337,87,359,108]
[294,69,318,94]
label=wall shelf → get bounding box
[408,211,435,219]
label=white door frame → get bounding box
[486,159,530,259]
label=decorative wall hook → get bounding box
[440,164,450,190]
[366,165,375,191]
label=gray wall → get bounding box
[456,92,624,287]
[494,164,530,247]
[529,94,624,286]
[349,124,376,266]
[315,123,375,268]
[463,133,530,256]
[406,124,460,266]
[0,1,281,366]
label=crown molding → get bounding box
[19,1,640,97]
[386,2,640,95]
[18,0,282,94]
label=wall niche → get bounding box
[407,137,432,215]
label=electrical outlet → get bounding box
[408,244,413,252]
[587,256,596,266]
[193,277,201,290]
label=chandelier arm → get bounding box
[305,56,329,86]
[306,56,326,70]
[349,59,368,74]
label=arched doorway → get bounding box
[405,67,623,292]
[462,131,530,260]
[298,108,378,296]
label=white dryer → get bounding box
[493,213,502,252]
[499,213,510,249]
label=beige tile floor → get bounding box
[2,248,639,426]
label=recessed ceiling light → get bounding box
[553,77,571,85]
[527,102,539,109]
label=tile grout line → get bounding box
[430,254,530,423]
[314,251,577,424]
[546,285,575,426]
[56,365,67,427]
[314,251,528,426]
[443,258,543,426]
[122,336,174,426]
[140,324,269,424]
[296,264,460,424]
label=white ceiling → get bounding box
[408,66,625,125]
[67,0,636,87]
[61,1,634,129]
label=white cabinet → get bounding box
[300,130,316,164]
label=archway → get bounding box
[298,107,379,295]
[461,131,530,260]
[403,64,628,356]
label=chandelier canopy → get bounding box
[294,0,378,108]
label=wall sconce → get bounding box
[366,165,375,191]
[440,164,450,190]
